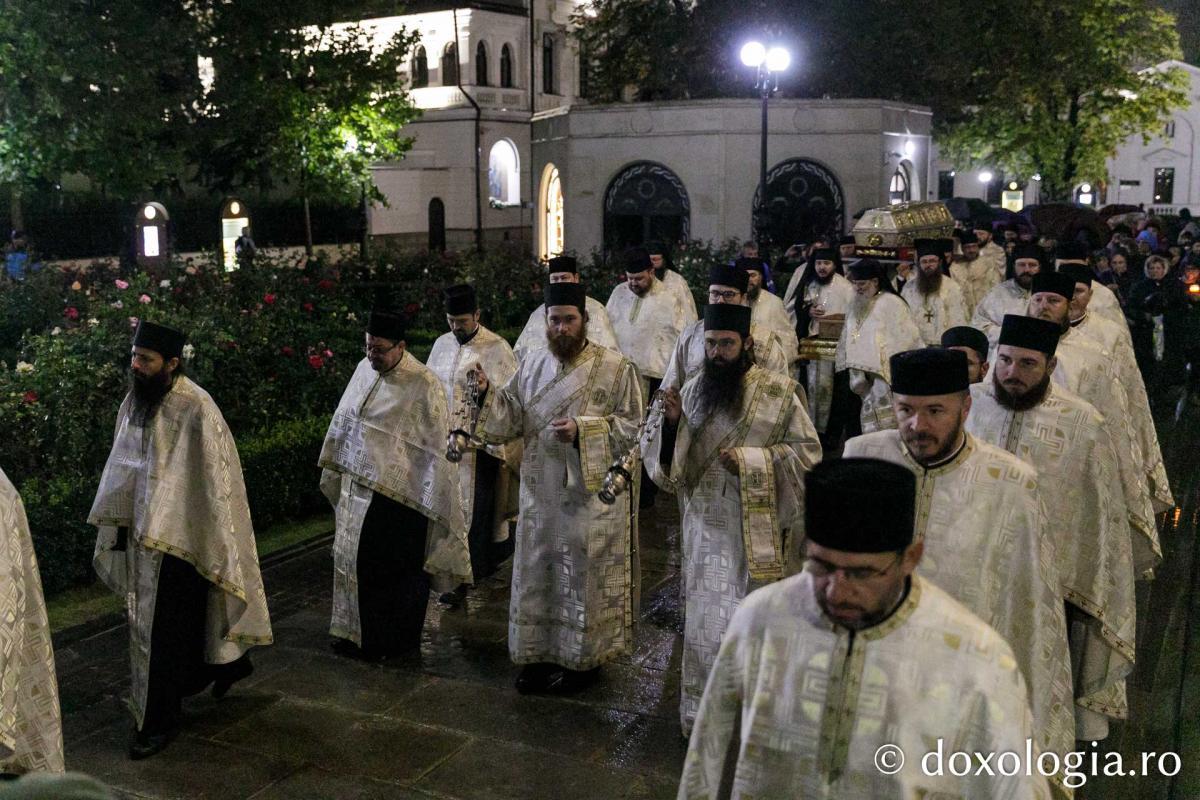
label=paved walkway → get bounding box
[56,502,687,799]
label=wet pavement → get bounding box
[52,396,1200,799]
[55,503,688,799]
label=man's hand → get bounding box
[549,417,578,442]
[717,449,739,475]
[662,387,682,426]
[810,305,827,319]
[469,363,489,394]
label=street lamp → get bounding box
[741,41,790,258]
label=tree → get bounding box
[935,0,1189,202]
[195,1,420,252]
[571,0,691,102]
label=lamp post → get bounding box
[741,41,790,259]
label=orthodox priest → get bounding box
[643,303,822,734]
[471,283,643,694]
[967,315,1136,741]
[843,349,1075,795]
[787,247,854,434]
[513,256,618,360]
[90,322,272,759]
[607,247,696,396]
[740,257,799,365]
[1059,263,1172,515]
[1027,274,1162,575]
[319,309,472,660]
[901,239,969,345]
[940,325,989,384]
[0,468,63,775]
[647,241,698,320]
[1055,241,1123,326]
[972,243,1042,346]
[679,458,1050,800]
[661,263,789,392]
[835,259,922,432]
[949,228,1000,313]
[975,218,1008,281]
[426,284,519,597]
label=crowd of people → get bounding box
[0,209,1188,798]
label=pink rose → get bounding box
[115,279,129,289]
[64,306,80,320]
[139,294,152,304]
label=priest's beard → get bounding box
[1015,272,1035,290]
[129,368,176,427]
[850,292,874,316]
[747,284,761,301]
[547,322,588,361]
[696,349,752,417]
[453,326,478,345]
[814,270,834,286]
[993,370,1051,412]
[916,267,943,295]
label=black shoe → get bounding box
[128,725,178,760]
[212,656,254,699]
[438,584,468,608]
[515,662,561,695]
[331,638,360,658]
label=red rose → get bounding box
[317,279,335,292]
[64,306,80,320]
[22,390,38,404]
[302,302,315,312]
[280,346,295,357]
[308,354,325,370]
[263,293,277,305]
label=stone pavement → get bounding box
[54,501,688,800]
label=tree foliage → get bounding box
[0,0,419,210]
[573,0,1189,200]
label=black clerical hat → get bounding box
[703,303,751,337]
[838,234,857,246]
[546,255,578,275]
[804,458,915,554]
[734,256,765,274]
[443,284,478,315]
[810,247,840,267]
[940,326,989,360]
[1012,243,1043,262]
[847,258,885,281]
[1057,263,1094,286]
[708,263,749,293]
[367,311,406,342]
[622,247,652,273]
[998,314,1060,357]
[957,229,978,245]
[889,348,969,395]
[132,321,186,360]
[544,282,587,312]
[914,239,942,261]
[1030,272,1076,300]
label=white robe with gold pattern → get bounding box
[835,293,922,432]
[513,297,618,362]
[900,276,970,346]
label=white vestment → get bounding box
[513,296,618,362]
[979,240,1008,281]
[426,326,520,530]
[1087,282,1125,327]
[901,276,970,346]
[91,377,274,729]
[749,290,799,365]
[967,381,1136,739]
[660,268,698,320]
[680,574,1050,800]
[642,365,822,732]
[1071,312,1172,514]
[607,278,695,383]
[0,469,64,775]
[835,293,922,432]
[842,431,1076,795]
[796,275,855,431]
[950,255,1001,313]
[319,356,473,645]
[972,279,1031,347]
[476,343,644,669]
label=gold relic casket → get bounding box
[852,201,955,260]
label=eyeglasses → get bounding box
[708,289,742,302]
[804,553,901,583]
[363,341,401,357]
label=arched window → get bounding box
[488,139,520,206]
[541,165,564,259]
[429,198,446,252]
[475,41,489,86]
[542,33,556,94]
[500,44,514,88]
[411,46,428,88]
[441,42,458,86]
[889,165,910,205]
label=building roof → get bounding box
[340,0,528,19]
